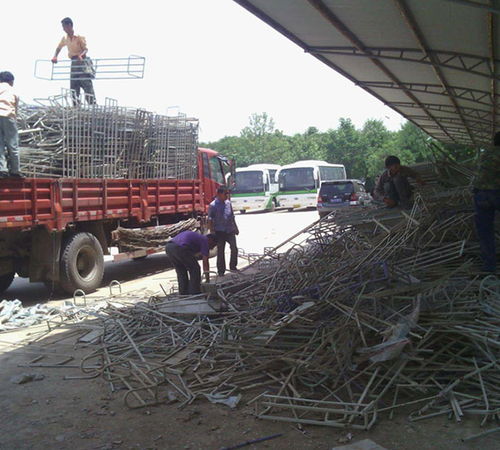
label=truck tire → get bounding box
[0,272,15,295]
[59,232,104,294]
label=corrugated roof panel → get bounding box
[407,0,491,55]
[321,0,418,47]
[234,0,499,146]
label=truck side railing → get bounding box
[0,178,203,231]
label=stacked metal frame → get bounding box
[17,92,199,180]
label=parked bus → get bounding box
[229,164,281,213]
[276,160,346,210]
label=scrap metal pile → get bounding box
[76,159,499,435]
[112,218,199,252]
[17,93,198,179]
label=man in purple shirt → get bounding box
[165,231,217,295]
[208,187,239,276]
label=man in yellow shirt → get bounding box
[0,72,22,178]
[51,17,95,106]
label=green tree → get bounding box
[201,114,474,176]
[360,119,395,180]
[395,121,432,163]
[326,118,364,178]
[241,112,275,139]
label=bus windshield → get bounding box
[231,170,264,194]
[279,167,315,191]
[319,166,346,181]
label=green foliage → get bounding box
[200,113,473,180]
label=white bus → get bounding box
[229,164,281,213]
[276,160,347,210]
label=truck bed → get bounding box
[0,178,204,231]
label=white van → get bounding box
[229,164,281,213]
[276,160,346,210]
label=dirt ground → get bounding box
[1,210,498,450]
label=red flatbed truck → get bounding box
[0,147,228,295]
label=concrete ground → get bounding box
[0,209,497,449]
[2,209,318,307]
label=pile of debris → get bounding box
[63,158,498,436]
[112,218,199,252]
[17,93,198,179]
[0,299,91,331]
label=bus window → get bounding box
[232,171,264,194]
[269,169,277,182]
[209,156,225,185]
[279,167,315,191]
[319,166,346,181]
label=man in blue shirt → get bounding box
[208,187,239,276]
[165,231,217,295]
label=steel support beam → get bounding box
[488,4,498,135]
[441,0,500,14]
[361,81,497,107]
[389,101,492,121]
[394,0,477,145]
[307,46,497,80]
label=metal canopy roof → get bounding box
[233,0,500,147]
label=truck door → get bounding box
[200,152,214,205]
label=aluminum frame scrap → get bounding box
[17,92,198,179]
[73,159,499,435]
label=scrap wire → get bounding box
[67,159,500,433]
[17,94,198,180]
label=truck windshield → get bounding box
[279,167,315,191]
[209,156,225,185]
[232,171,264,194]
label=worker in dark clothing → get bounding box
[473,133,500,273]
[165,231,217,295]
[208,187,239,276]
[374,155,424,209]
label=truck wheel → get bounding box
[0,272,15,295]
[59,232,104,294]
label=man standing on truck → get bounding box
[165,231,217,295]
[374,155,424,209]
[208,187,239,276]
[0,71,22,178]
[51,17,96,106]
[473,133,500,273]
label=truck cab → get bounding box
[198,147,228,207]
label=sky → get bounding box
[2,0,405,142]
